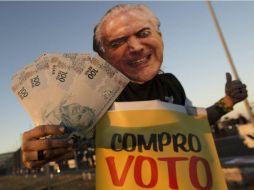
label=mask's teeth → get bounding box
[127,54,151,66]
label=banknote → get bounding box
[11,53,129,141]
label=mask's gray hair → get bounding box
[93,4,161,55]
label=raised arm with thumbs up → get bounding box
[206,72,248,125]
[225,72,248,106]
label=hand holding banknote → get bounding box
[22,125,74,168]
[12,53,129,168]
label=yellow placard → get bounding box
[96,101,228,190]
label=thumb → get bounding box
[226,72,232,84]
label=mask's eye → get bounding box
[137,29,151,38]
[110,37,127,48]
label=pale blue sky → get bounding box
[0,1,253,154]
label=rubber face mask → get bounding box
[101,10,164,82]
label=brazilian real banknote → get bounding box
[11,53,129,140]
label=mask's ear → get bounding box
[93,36,105,58]
[98,49,105,59]
[93,33,100,53]
[93,25,104,56]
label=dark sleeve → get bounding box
[206,104,229,125]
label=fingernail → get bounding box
[60,127,65,133]
[68,139,73,145]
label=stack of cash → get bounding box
[11,53,129,140]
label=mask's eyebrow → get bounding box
[109,36,127,44]
[136,27,151,34]
[109,26,151,41]
[108,36,128,48]
[106,27,152,48]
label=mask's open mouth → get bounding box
[127,53,151,67]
